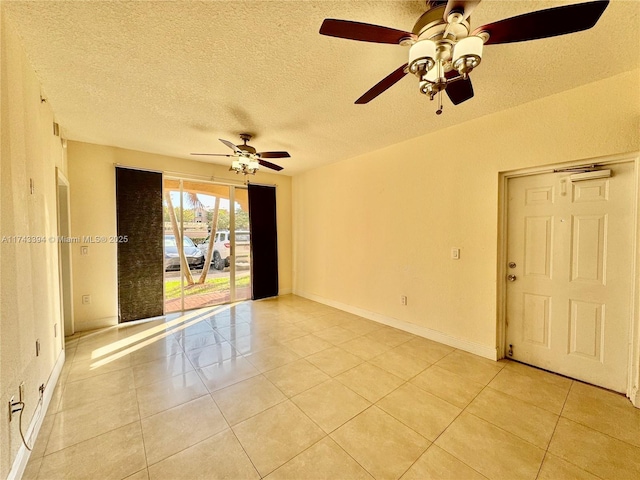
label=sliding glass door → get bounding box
[163,178,250,313]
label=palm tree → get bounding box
[198,196,220,284]
[165,188,223,286]
[164,191,195,285]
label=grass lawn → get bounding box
[165,274,250,300]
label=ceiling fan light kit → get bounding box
[320,0,609,113]
[230,157,261,175]
[451,36,483,77]
[192,133,289,175]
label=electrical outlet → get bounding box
[82,295,91,305]
[401,295,408,306]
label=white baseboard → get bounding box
[74,315,118,332]
[8,349,66,480]
[295,290,497,361]
[631,385,640,408]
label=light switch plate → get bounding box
[451,248,460,260]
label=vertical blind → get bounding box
[115,167,164,322]
[248,184,279,300]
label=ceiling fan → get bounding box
[320,0,609,113]
[191,134,290,174]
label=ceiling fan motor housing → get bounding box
[237,133,257,155]
[237,144,257,155]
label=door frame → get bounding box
[162,175,250,313]
[497,152,640,406]
[56,168,74,341]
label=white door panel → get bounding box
[506,163,634,392]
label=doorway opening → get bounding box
[163,178,251,313]
[56,168,74,342]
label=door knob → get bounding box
[507,274,517,282]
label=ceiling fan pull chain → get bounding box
[436,90,443,115]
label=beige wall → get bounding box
[293,70,640,359]
[0,12,67,478]
[67,142,293,331]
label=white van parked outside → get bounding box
[197,230,250,270]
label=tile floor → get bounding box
[22,295,640,480]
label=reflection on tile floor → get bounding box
[24,295,640,480]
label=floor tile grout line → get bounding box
[274,432,374,480]
[41,390,139,456]
[421,367,515,480]
[264,364,330,400]
[235,399,329,478]
[135,381,151,473]
[488,366,571,416]
[290,369,440,477]
[209,373,290,427]
[323,404,386,480]
[557,414,640,451]
[137,385,210,420]
[330,361,406,403]
[63,359,133,383]
[226,427,263,479]
[52,380,138,416]
[394,443,488,480]
[533,379,575,480]
[378,369,488,480]
[479,383,564,417]
[37,419,142,464]
[143,426,235,471]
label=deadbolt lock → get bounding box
[508,262,516,269]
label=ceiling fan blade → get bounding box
[445,76,474,105]
[258,159,284,171]
[191,153,232,157]
[219,138,241,152]
[473,0,609,45]
[320,19,414,44]
[444,0,481,22]
[258,151,290,159]
[355,64,408,104]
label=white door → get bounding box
[506,162,634,392]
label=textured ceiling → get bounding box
[4,0,640,175]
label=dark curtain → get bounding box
[116,167,164,322]
[248,184,279,300]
